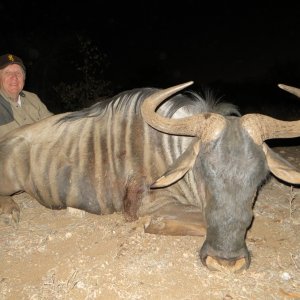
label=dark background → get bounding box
[1,0,300,118]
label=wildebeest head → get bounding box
[141,81,300,272]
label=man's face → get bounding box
[0,64,25,99]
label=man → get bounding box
[0,53,53,138]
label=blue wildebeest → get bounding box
[0,81,300,272]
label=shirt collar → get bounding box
[17,94,22,106]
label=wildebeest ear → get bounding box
[262,143,300,184]
[151,138,201,188]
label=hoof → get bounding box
[0,196,20,225]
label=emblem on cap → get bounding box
[8,54,15,62]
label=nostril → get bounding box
[216,258,236,267]
[199,241,251,272]
[200,252,208,267]
[205,256,248,273]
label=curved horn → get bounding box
[241,113,300,144]
[278,84,300,98]
[241,83,300,144]
[141,82,226,141]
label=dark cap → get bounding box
[0,54,26,73]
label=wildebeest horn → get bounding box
[278,83,300,98]
[240,114,300,144]
[141,82,226,142]
[241,84,300,144]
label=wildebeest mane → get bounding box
[164,90,240,118]
[57,87,240,124]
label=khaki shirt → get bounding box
[0,90,53,138]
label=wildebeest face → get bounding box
[141,81,300,272]
[198,118,269,272]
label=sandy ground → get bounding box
[0,146,300,300]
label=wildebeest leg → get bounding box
[144,203,206,236]
[0,136,30,223]
[0,195,20,223]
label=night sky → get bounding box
[2,0,300,114]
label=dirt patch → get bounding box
[1,146,300,300]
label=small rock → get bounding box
[281,272,292,281]
[65,232,72,239]
[67,207,86,218]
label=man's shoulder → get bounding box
[21,90,39,99]
[21,90,53,116]
[21,90,44,105]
